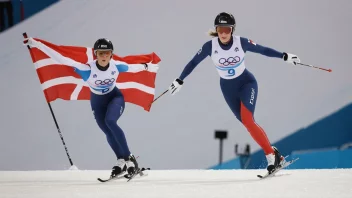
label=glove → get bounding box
[143,63,159,72]
[169,78,184,95]
[283,52,301,65]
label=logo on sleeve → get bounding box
[120,106,124,115]
[197,48,202,55]
[248,39,256,46]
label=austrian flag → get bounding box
[25,37,161,112]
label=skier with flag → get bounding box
[24,37,159,180]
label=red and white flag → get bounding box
[25,38,161,112]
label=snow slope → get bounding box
[0,169,351,198]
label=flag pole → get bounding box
[23,32,76,170]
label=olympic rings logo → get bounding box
[218,56,240,66]
[95,78,115,85]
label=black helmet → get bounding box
[93,38,113,53]
[214,12,236,28]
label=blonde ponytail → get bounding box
[208,29,218,37]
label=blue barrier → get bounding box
[1,0,59,32]
[288,147,352,169]
[209,158,241,170]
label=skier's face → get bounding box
[96,50,112,67]
[217,26,232,44]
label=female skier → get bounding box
[168,12,301,174]
[25,37,158,178]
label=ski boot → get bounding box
[266,146,286,174]
[125,154,139,176]
[110,158,127,178]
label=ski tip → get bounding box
[97,178,106,182]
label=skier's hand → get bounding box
[143,63,159,72]
[168,78,183,95]
[283,52,301,65]
[23,37,36,47]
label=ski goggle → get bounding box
[216,26,232,34]
[96,50,112,57]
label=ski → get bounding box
[257,157,299,179]
[97,172,127,183]
[97,167,150,183]
[126,167,150,182]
